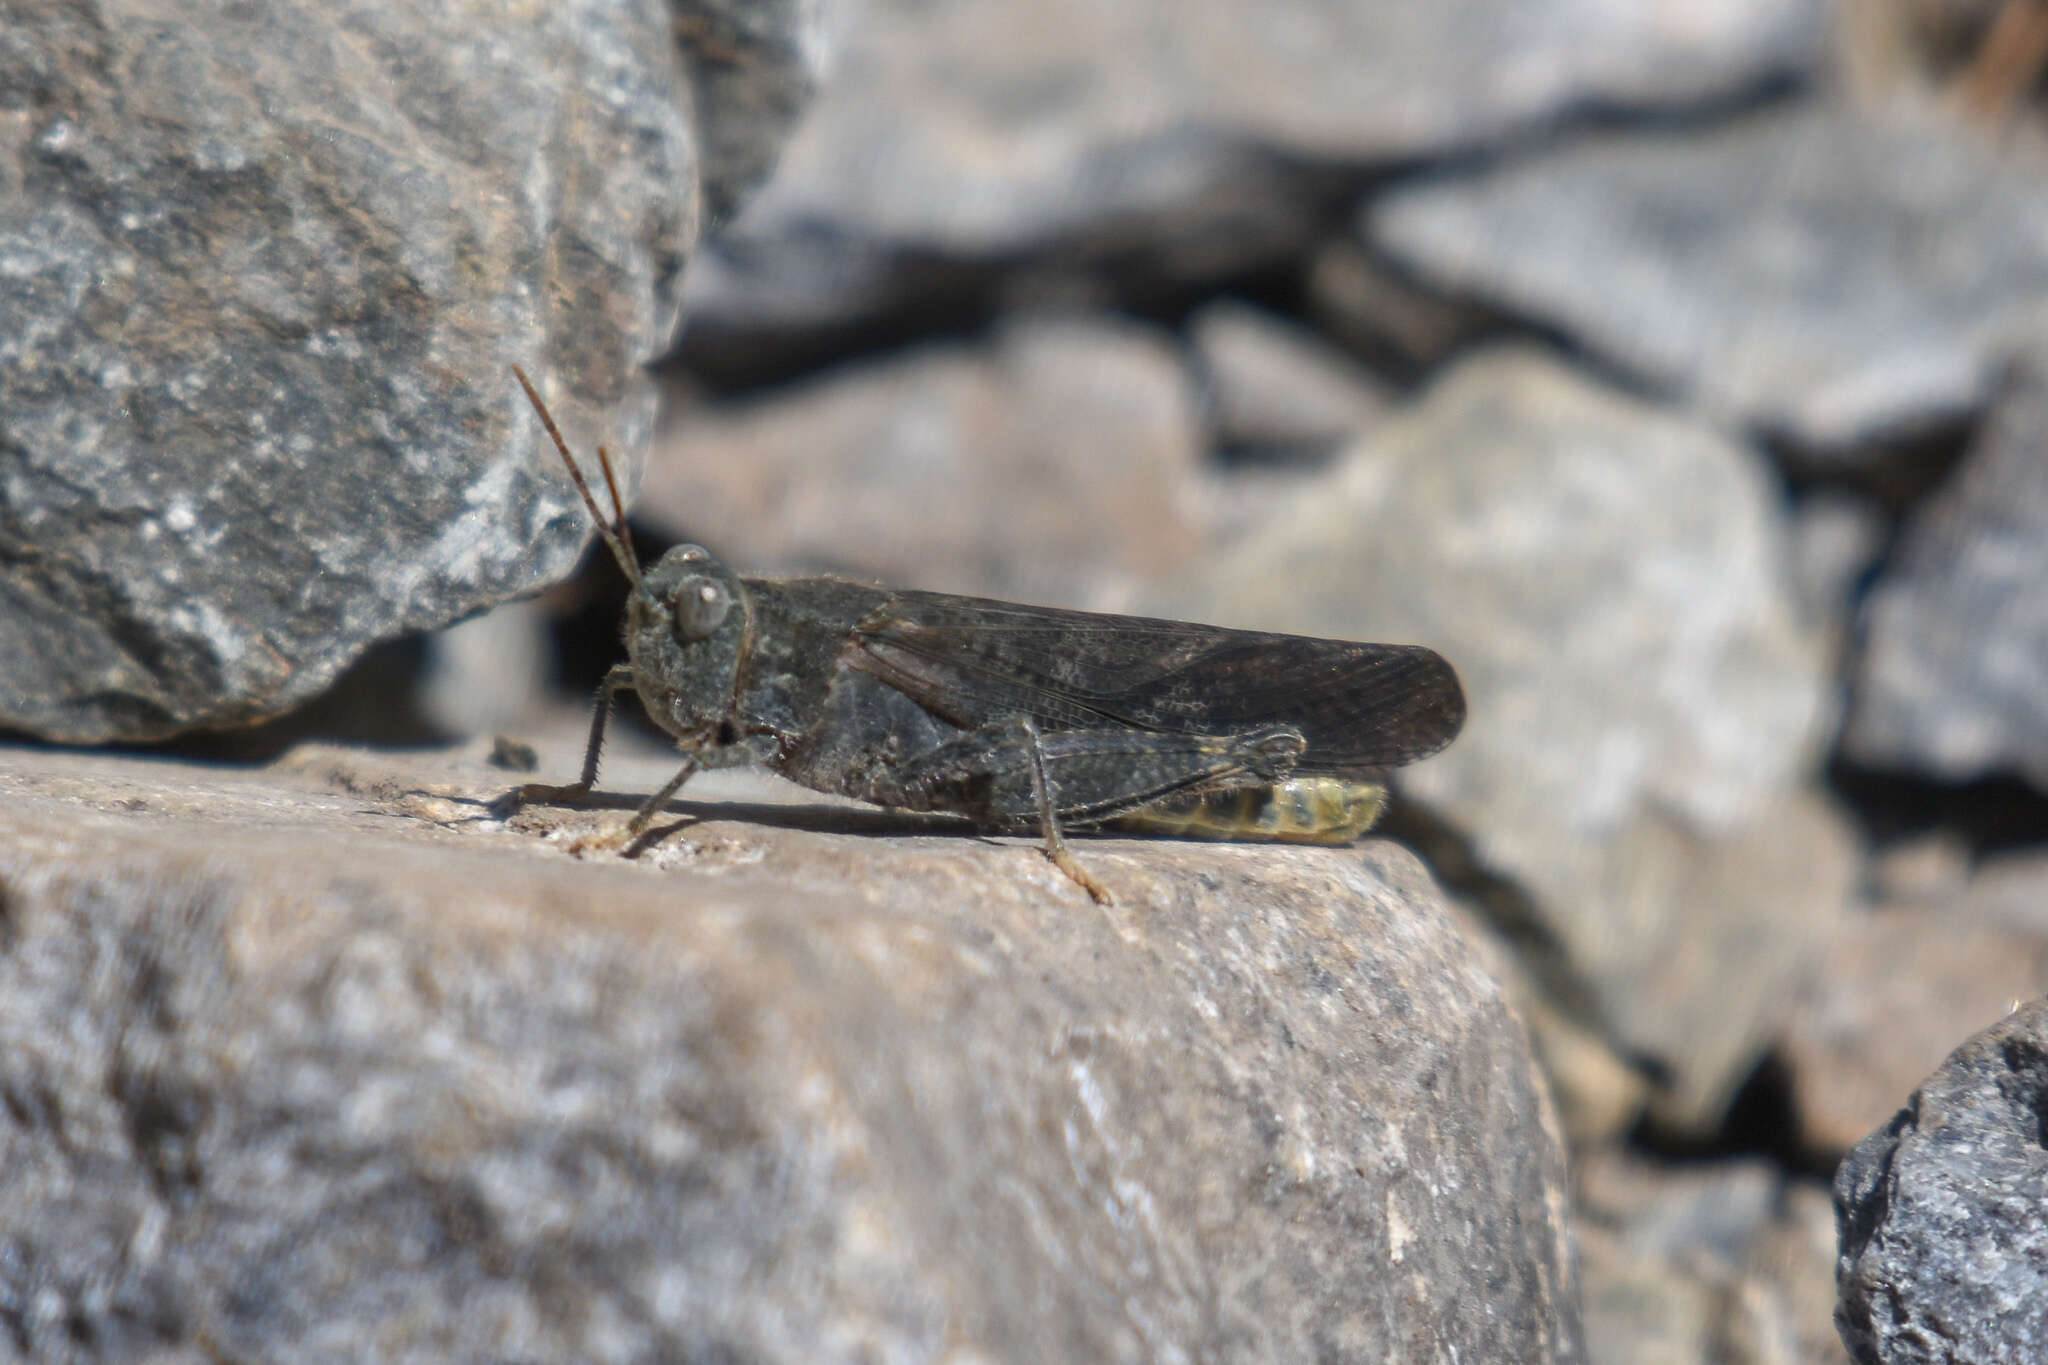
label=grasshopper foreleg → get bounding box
[618,756,700,844]
[492,662,638,818]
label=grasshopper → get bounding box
[496,367,1464,902]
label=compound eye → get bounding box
[673,576,732,642]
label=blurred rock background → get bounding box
[12,0,2048,1359]
[463,1,2048,1358]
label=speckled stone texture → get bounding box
[0,0,721,742]
[1836,998,2048,1365]
[0,740,1583,1362]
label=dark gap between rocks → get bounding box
[1828,757,2048,863]
[1328,235,1693,415]
[662,251,1002,396]
[1764,412,1980,519]
[664,243,1337,401]
[665,157,1388,399]
[1351,79,1818,208]
[1539,67,1814,139]
[1632,1049,1840,1178]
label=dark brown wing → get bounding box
[850,590,1464,773]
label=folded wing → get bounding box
[851,591,1465,773]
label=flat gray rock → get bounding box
[678,0,1826,375]
[1845,352,2048,787]
[1836,997,2048,1365]
[1367,104,2048,452]
[1149,345,1850,1133]
[644,314,1204,609]
[0,739,1583,1362]
[0,1,719,742]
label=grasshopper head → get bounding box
[625,544,748,747]
[511,367,748,752]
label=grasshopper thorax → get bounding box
[626,544,749,748]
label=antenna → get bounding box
[591,444,640,580]
[512,365,642,585]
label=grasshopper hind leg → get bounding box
[864,716,1307,904]
[1017,717,1115,905]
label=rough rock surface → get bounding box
[1443,899,1647,1148]
[1367,104,2048,452]
[1846,353,2048,789]
[645,314,1204,608]
[1151,346,1849,1132]
[0,0,709,743]
[0,739,1584,1362]
[1783,850,2048,1156]
[1836,998,2048,1365]
[677,0,1827,380]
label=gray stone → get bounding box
[1149,345,1849,1133]
[1845,353,2048,788]
[674,0,834,229]
[1836,997,2048,1365]
[0,0,710,742]
[679,0,1828,376]
[643,314,1205,609]
[0,737,1584,1362]
[1367,104,2048,452]
[1782,849,2048,1156]
[1188,299,1394,456]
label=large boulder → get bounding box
[0,0,812,742]
[0,738,1585,1361]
